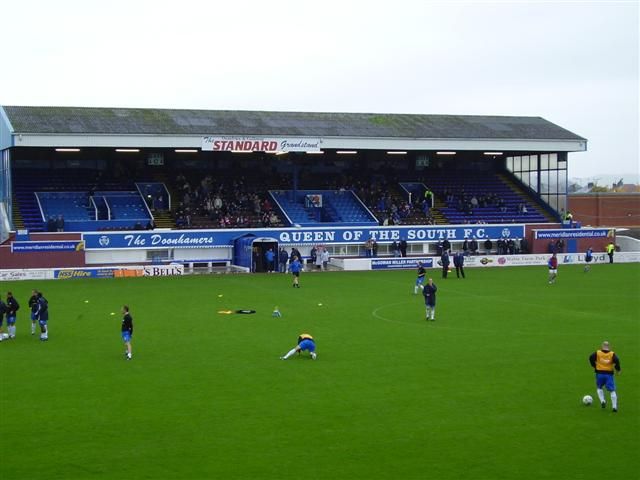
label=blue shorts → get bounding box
[31,312,38,321]
[298,339,315,352]
[596,373,615,391]
[416,277,425,286]
[7,315,16,325]
[122,332,132,343]
[38,319,47,327]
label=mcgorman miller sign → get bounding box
[83,225,525,250]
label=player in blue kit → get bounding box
[35,292,48,341]
[121,305,134,360]
[0,297,7,341]
[6,292,20,339]
[422,278,437,321]
[29,290,39,335]
[584,246,593,272]
[289,255,302,288]
[589,341,621,412]
[414,262,426,294]
[281,333,317,360]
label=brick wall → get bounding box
[569,194,640,227]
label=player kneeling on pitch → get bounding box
[281,333,317,360]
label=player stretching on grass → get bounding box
[548,253,558,284]
[414,261,426,294]
[589,341,621,412]
[121,305,134,360]
[281,333,317,360]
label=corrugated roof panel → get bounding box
[0,106,587,141]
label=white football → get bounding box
[582,395,593,406]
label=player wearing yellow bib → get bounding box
[589,341,621,412]
[280,333,316,360]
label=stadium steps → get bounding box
[11,194,25,230]
[497,173,557,222]
[153,211,176,229]
[431,199,449,224]
[14,191,44,232]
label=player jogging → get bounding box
[289,255,302,288]
[35,292,48,341]
[6,292,20,339]
[589,341,621,412]
[121,305,134,360]
[547,253,558,284]
[29,289,39,335]
[414,261,426,294]
[422,278,437,321]
[281,333,317,360]
[584,247,593,272]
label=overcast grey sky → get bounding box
[1,0,638,179]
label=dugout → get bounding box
[233,234,278,272]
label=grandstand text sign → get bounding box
[201,136,321,152]
[83,225,525,250]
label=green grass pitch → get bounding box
[1,263,638,480]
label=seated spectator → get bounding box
[56,215,65,232]
[484,238,493,253]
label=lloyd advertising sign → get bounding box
[201,136,322,152]
[83,225,525,250]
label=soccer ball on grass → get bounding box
[582,395,593,406]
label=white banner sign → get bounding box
[201,136,321,152]
[142,265,184,276]
[0,269,54,281]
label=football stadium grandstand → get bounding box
[0,106,584,241]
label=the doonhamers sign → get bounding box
[82,225,526,250]
[201,136,322,152]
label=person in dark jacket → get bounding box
[29,289,39,335]
[6,292,20,339]
[469,238,478,255]
[0,298,7,340]
[278,247,289,273]
[35,292,48,341]
[399,238,408,257]
[440,250,450,279]
[453,251,465,279]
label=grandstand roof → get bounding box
[2,105,585,141]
